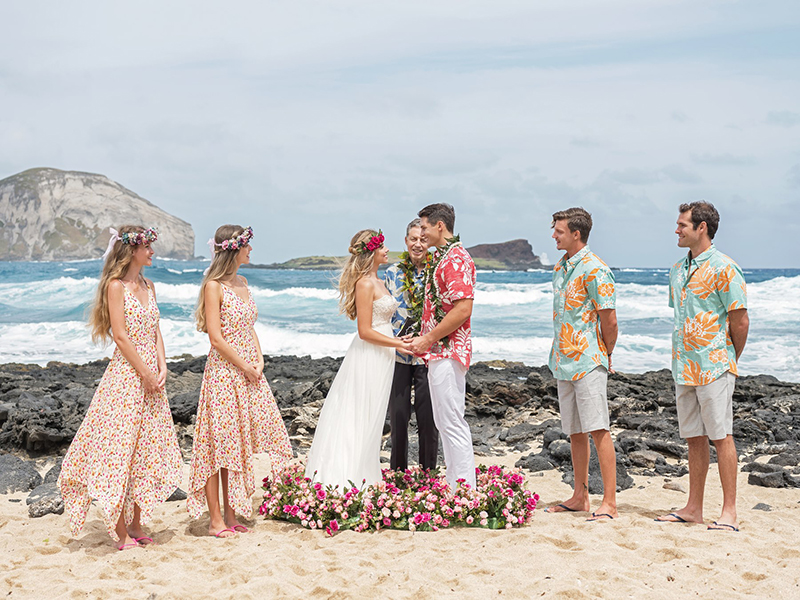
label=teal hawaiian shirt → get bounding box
[548,246,616,381]
[669,244,747,386]
[384,260,427,365]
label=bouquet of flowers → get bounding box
[259,464,539,536]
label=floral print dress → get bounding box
[58,283,182,541]
[187,283,293,518]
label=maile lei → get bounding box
[398,250,431,335]
[424,234,461,348]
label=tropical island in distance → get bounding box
[245,239,550,271]
[1,167,549,270]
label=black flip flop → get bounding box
[587,512,614,521]
[545,503,578,513]
[655,512,688,523]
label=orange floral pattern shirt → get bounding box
[669,245,747,386]
[549,246,616,381]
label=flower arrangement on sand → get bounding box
[259,464,539,535]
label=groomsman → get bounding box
[384,218,438,471]
[408,203,477,490]
[545,207,619,521]
[656,202,748,531]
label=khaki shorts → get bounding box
[556,367,609,436]
[676,371,735,441]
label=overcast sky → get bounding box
[1,1,799,266]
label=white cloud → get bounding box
[767,111,800,128]
[1,1,799,266]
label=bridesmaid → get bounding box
[58,226,182,551]
[188,225,292,538]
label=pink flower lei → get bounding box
[356,230,385,255]
[207,226,254,254]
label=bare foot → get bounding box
[712,508,738,531]
[586,502,618,521]
[586,512,616,521]
[655,510,703,524]
[117,534,141,551]
[224,510,249,533]
[127,527,155,545]
[708,521,739,532]
[544,500,590,513]
[210,525,237,538]
[210,516,237,538]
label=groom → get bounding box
[408,203,477,490]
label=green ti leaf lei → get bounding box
[423,234,461,349]
[398,251,430,336]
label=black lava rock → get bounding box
[0,453,42,493]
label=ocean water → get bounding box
[0,260,798,382]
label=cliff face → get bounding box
[466,239,549,270]
[0,168,194,261]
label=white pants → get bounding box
[428,358,476,490]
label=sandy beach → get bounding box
[2,450,799,600]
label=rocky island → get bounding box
[250,239,550,271]
[0,168,195,261]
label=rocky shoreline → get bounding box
[1,355,798,516]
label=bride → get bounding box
[305,229,412,490]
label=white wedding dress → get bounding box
[305,295,399,490]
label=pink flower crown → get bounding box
[120,228,158,246]
[356,230,384,254]
[208,226,254,254]
[102,227,158,260]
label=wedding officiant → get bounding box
[384,218,439,471]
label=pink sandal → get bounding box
[118,542,140,551]
[232,525,249,533]
[133,536,154,545]
[213,527,237,538]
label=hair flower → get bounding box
[356,230,384,255]
[209,226,254,253]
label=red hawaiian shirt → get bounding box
[421,244,476,369]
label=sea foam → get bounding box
[0,263,798,382]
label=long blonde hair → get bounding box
[88,225,146,344]
[338,229,380,320]
[195,224,247,333]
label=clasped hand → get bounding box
[242,362,262,385]
[401,334,433,356]
[142,368,166,395]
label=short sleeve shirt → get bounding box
[548,246,616,381]
[421,244,476,369]
[669,245,747,386]
[384,261,427,366]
